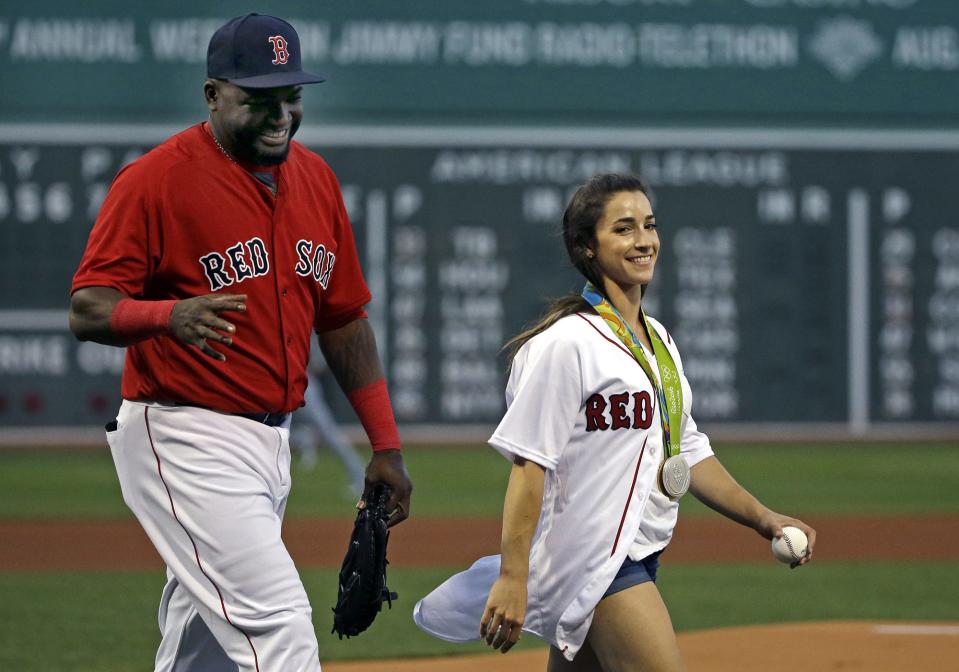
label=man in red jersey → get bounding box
[69,13,412,671]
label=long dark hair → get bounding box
[504,173,651,359]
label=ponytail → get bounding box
[503,294,590,361]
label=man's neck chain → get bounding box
[210,130,238,165]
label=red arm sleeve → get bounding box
[347,379,402,452]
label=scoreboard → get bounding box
[1,126,957,438]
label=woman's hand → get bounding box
[754,511,817,568]
[480,457,544,653]
[480,574,528,653]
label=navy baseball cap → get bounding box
[207,13,325,88]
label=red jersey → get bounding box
[72,123,371,413]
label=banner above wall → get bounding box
[0,0,955,125]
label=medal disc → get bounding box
[659,455,690,500]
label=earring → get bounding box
[586,251,594,258]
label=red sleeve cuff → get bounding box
[314,307,369,334]
[110,298,176,341]
[346,379,401,452]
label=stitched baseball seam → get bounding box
[783,532,800,559]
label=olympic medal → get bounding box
[659,454,690,500]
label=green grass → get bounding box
[659,561,959,630]
[285,444,513,518]
[2,443,958,519]
[0,447,511,519]
[0,567,539,671]
[682,443,959,517]
[1,561,956,670]
[0,452,131,518]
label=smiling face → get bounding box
[205,80,303,165]
[591,190,659,298]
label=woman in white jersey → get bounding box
[414,174,816,671]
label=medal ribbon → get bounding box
[582,282,682,459]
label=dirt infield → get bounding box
[3,514,958,570]
[323,621,959,672]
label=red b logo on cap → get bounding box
[268,35,289,65]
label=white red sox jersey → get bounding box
[414,311,714,660]
[72,122,371,413]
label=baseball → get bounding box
[771,526,808,564]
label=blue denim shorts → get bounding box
[603,550,663,598]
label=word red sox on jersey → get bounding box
[199,237,335,292]
[72,122,370,414]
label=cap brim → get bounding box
[227,70,326,88]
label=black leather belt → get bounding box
[235,411,290,427]
[173,403,289,427]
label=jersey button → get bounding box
[281,288,288,297]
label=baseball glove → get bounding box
[331,483,398,639]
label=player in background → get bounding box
[292,347,367,497]
[69,14,411,672]
[414,174,815,671]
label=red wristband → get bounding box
[347,379,401,452]
[110,299,176,341]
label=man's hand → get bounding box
[360,449,412,527]
[169,294,247,361]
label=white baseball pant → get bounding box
[106,400,321,672]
